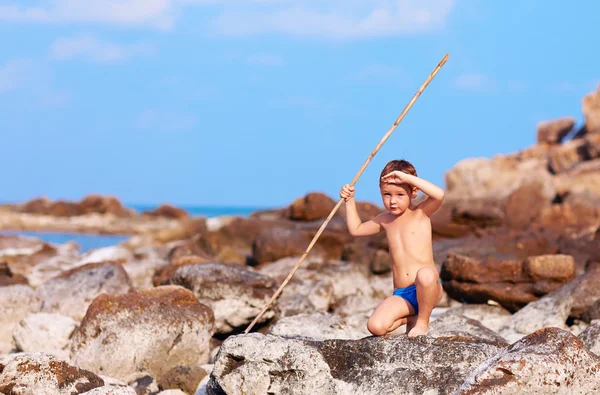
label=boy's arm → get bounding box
[402,174,445,217]
[345,198,384,236]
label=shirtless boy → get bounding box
[340,159,445,337]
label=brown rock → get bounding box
[286,192,336,221]
[0,353,104,394]
[143,204,189,220]
[80,194,134,217]
[505,181,552,229]
[451,200,504,228]
[153,255,213,286]
[70,285,215,381]
[430,201,473,239]
[18,197,51,214]
[369,249,392,274]
[548,138,590,173]
[440,253,576,312]
[536,117,575,144]
[0,261,28,286]
[158,365,207,394]
[570,263,600,319]
[252,227,345,264]
[539,203,600,234]
[47,200,85,217]
[582,84,600,134]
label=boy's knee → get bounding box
[416,267,438,286]
[367,319,388,336]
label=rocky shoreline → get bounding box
[0,86,599,394]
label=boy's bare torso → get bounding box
[379,206,436,289]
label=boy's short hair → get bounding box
[380,159,417,182]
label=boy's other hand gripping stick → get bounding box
[244,53,450,334]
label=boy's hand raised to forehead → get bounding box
[381,170,410,184]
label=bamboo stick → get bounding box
[244,53,449,334]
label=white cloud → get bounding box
[0,59,33,94]
[350,64,404,82]
[136,109,198,131]
[50,35,156,63]
[245,53,285,66]
[0,0,455,38]
[451,72,496,92]
[212,0,455,39]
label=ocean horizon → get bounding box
[0,204,273,253]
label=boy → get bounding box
[339,159,445,337]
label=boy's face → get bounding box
[379,182,417,215]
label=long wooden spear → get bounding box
[244,53,450,334]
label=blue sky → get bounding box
[1,1,599,208]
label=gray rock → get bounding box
[499,278,581,342]
[12,312,77,358]
[70,285,215,383]
[429,311,508,346]
[446,304,512,332]
[207,332,504,395]
[456,327,600,394]
[579,321,600,356]
[37,262,133,321]
[0,352,104,394]
[168,263,277,334]
[0,285,41,352]
[268,312,367,341]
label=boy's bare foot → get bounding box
[407,321,429,338]
[405,316,418,334]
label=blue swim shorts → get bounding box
[392,279,442,315]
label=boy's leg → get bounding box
[367,295,415,336]
[407,267,443,337]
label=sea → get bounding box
[0,204,268,253]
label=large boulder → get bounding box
[285,192,336,221]
[36,262,133,321]
[0,353,104,394]
[142,204,189,220]
[167,263,278,334]
[569,263,600,319]
[207,333,504,395]
[441,253,575,312]
[456,328,600,394]
[70,285,215,382]
[429,311,508,346]
[579,321,600,355]
[13,312,78,359]
[267,312,367,341]
[536,117,575,144]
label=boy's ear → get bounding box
[411,187,419,199]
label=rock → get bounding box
[579,321,600,355]
[536,117,575,144]
[0,261,28,286]
[37,262,133,321]
[445,157,554,201]
[128,374,159,395]
[441,253,575,312]
[569,263,600,319]
[0,235,75,279]
[456,327,600,394]
[583,299,600,323]
[13,313,77,357]
[451,199,505,228]
[368,249,392,274]
[142,204,189,220]
[156,390,186,395]
[445,304,512,332]
[80,386,137,395]
[582,84,600,134]
[79,194,135,217]
[252,227,346,264]
[258,257,334,317]
[505,180,552,229]
[0,352,104,394]
[267,312,367,341]
[0,285,41,352]
[499,277,581,342]
[70,286,215,382]
[553,158,600,197]
[429,311,508,346]
[22,242,81,288]
[167,263,277,334]
[158,365,207,395]
[548,138,590,173]
[207,332,504,395]
[78,246,134,266]
[285,192,336,221]
[122,247,169,290]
